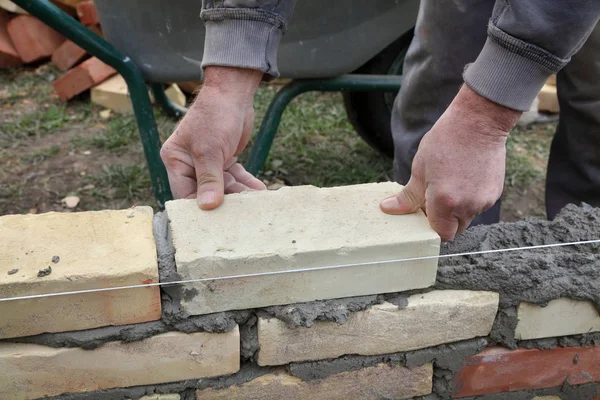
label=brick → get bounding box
[0,329,240,400]
[51,39,88,71]
[177,80,202,94]
[0,0,28,14]
[7,15,65,63]
[0,10,22,68]
[257,290,498,366]
[538,84,559,113]
[0,207,160,339]
[453,346,600,397]
[53,56,116,100]
[515,298,600,340]
[166,182,440,315]
[92,75,186,113]
[139,395,181,400]
[547,75,557,86]
[76,1,99,25]
[196,363,432,400]
[165,83,187,107]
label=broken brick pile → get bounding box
[1,182,599,400]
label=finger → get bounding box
[228,163,267,190]
[194,155,225,210]
[456,216,473,237]
[380,178,426,215]
[161,147,197,199]
[224,171,251,194]
[425,195,460,242]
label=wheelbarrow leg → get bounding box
[11,0,173,208]
[149,83,187,119]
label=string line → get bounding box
[1,238,599,303]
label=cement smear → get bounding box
[436,204,600,346]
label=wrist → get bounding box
[202,66,263,95]
[452,84,522,135]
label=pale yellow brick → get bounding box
[196,363,432,400]
[138,395,181,400]
[1,329,240,400]
[538,84,559,113]
[258,290,499,365]
[166,183,440,315]
[515,298,600,340]
[0,207,160,339]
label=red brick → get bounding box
[53,56,116,100]
[7,15,65,63]
[76,1,99,25]
[0,10,22,68]
[51,40,87,71]
[453,346,600,398]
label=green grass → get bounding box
[0,65,57,103]
[22,145,61,165]
[88,164,152,201]
[241,87,392,186]
[505,122,554,188]
[73,114,139,150]
[1,105,70,138]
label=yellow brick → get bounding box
[538,84,559,113]
[0,207,160,339]
[196,363,432,400]
[1,329,240,400]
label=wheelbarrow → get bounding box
[11,0,418,208]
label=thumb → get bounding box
[195,157,225,210]
[380,179,426,215]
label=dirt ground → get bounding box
[1,65,555,222]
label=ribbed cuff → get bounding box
[464,28,567,112]
[201,18,283,80]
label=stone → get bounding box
[53,56,116,100]
[75,0,99,25]
[61,195,80,208]
[0,10,22,68]
[515,298,600,340]
[453,346,600,397]
[538,84,559,113]
[92,75,186,113]
[0,207,161,339]
[0,329,240,400]
[257,290,499,365]
[196,363,432,400]
[7,15,65,63]
[166,182,440,315]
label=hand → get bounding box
[160,67,266,209]
[380,85,521,241]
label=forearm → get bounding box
[200,0,297,79]
[464,1,600,111]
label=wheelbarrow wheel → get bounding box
[343,31,413,158]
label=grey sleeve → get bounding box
[200,0,297,79]
[464,1,600,111]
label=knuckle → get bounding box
[196,171,220,187]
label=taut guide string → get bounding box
[1,239,600,303]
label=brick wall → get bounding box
[1,183,599,400]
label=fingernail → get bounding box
[380,196,400,210]
[199,191,216,206]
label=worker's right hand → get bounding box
[160,66,266,209]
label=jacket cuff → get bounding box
[464,25,569,112]
[201,13,284,80]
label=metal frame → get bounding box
[12,0,402,206]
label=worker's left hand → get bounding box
[379,85,521,241]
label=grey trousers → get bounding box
[392,0,600,224]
